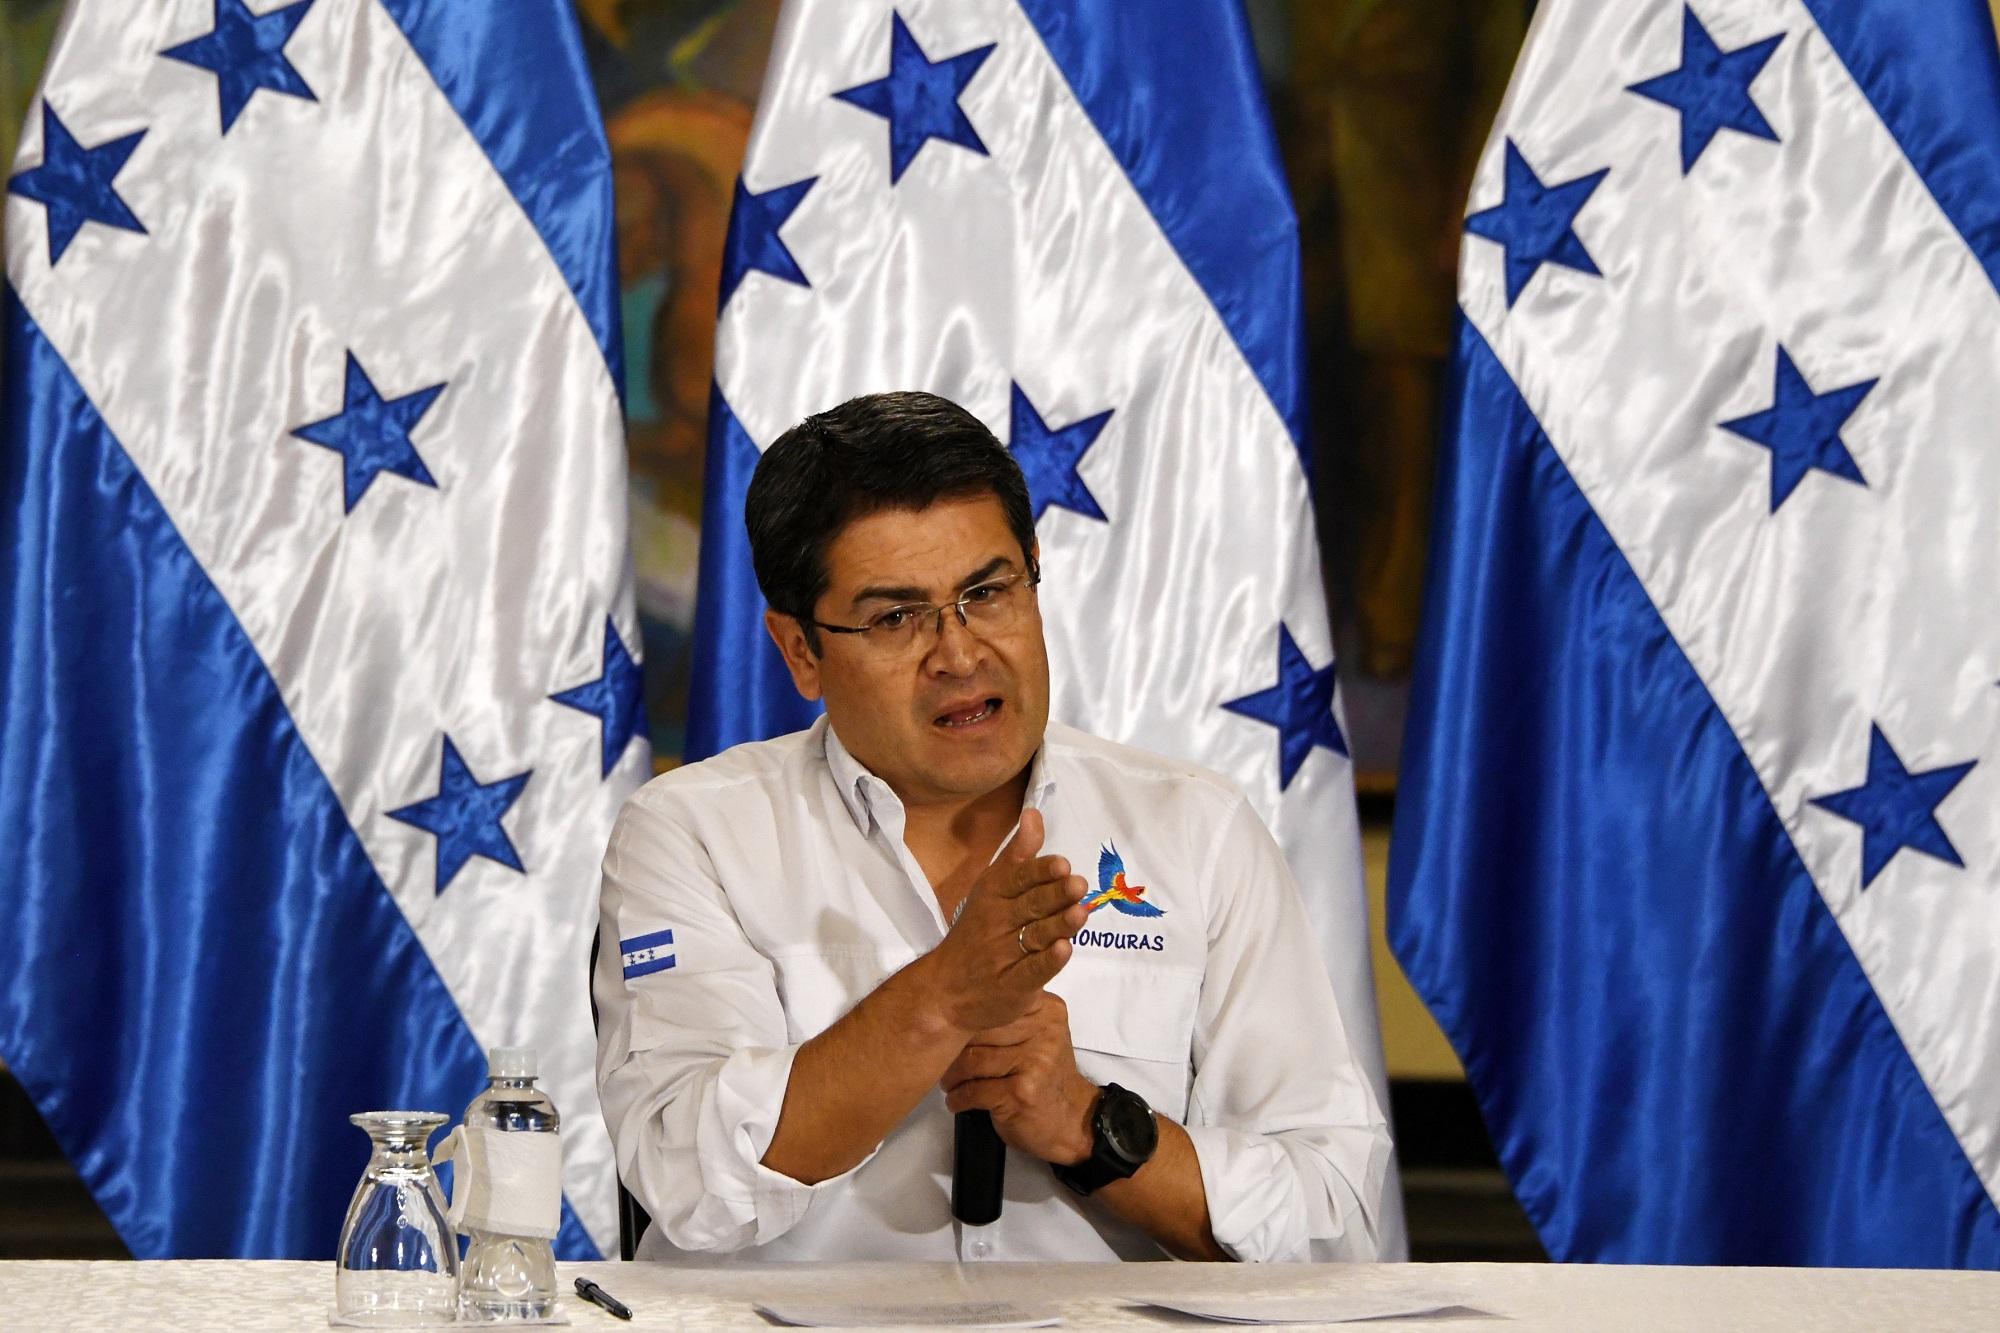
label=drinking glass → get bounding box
[334,1111,458,1326]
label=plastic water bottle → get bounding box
[455,1047,561,1322]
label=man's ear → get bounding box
[764,609,824,702]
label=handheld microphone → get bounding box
[951,1110,1005,1224]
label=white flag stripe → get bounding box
[718,0,1392,1212]
[7,0,631,1251]
[1468,0,2000,1205]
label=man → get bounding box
[594,392,1391,1262]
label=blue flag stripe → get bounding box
[685,383,824,763]
[375,0,624,397]
[1389,317,2000,1266]
[0,287,599,1262]
[620,928,675,954]
[1014,0,1309,475]
[1801,0,2000,299]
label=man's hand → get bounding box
[760,809,1086,1186]
[940,992,1098,1165]
[924,809,1089,1035]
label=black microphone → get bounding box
[951,1110,1005,1224]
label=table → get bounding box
[3,1258,1997,1331]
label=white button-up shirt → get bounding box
[593,716,1392,1263]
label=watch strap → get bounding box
[1052,1150,1128,1195]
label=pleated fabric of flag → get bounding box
[685,0,1406,1257]
[1,0,645,1258]
[1392,0,2000,1265]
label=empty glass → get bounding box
[334,1111,458,1326]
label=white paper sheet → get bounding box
[1138,1289,1475,1324]
[755,1301,1062,1328]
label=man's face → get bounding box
[766,494,1050,809]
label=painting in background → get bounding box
[1,3,65,213]
[577,0,780,764]
[1262,0,1524,784]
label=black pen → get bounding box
[574,1275,633,1321]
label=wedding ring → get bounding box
[1017,924,1032,956]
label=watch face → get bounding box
[1099,1086,1158,1164]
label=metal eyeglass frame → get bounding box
[806,568,1041,646]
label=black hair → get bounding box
[745,390,1037,652]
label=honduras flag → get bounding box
[1392,0,2000,1265]
[687,0,1405,1256]
[1,2,644,1258]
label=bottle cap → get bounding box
[489,1046,537,1079]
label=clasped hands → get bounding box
[923,809,1099,1167]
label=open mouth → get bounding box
[934,697,1003,729]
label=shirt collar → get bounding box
[822,718,1059,837]
[822,717,893,833]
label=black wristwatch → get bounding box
[1051,1083,1158,1196]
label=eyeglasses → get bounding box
[808,570,1040,656]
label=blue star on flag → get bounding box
[1720,346,1875,512]
[1222,624,1348,792]
[551,618,648,778]
[1628,6,1783,174]
[292,352,445,513]
[833,11,995,184]
[1464,139,1609,307]
[6,104,147,264]
[720,175,816,307]
[161,0,318,135]
[1809,724,1975,889]
[388,736,532,893]
[1009,383,1113,523]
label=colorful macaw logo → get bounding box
[1082,845,1165,917]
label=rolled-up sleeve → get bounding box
[1180,797,1394,1262]
[593,785,872,1253]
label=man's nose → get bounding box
[923,604,983,672]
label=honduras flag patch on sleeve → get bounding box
[620,929,676,980]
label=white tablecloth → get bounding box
[2,1258,1996,1331]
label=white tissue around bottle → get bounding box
[436,1123,562,1239]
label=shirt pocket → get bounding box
[1053,954,1203,1119]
